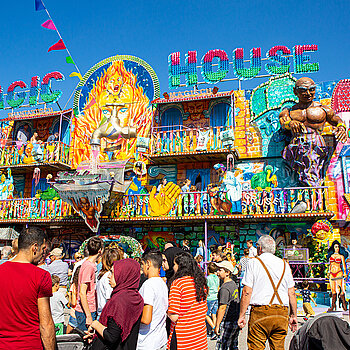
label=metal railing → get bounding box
[112,187,329,218]
[0,198,74,220]
[0,141,70,167]
[0,186,330,221]
[242,186,329,215]
[150,125,230,155]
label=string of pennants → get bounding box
[35,0,83,80]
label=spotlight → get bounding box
[163,92,169,99]
[212,86,219,95]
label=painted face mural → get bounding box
[71,55,160,168]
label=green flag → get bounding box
[66,56,75,64]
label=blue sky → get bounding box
[0,0,349,114]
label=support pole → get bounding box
[204,219,208,275]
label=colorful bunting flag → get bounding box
[48,39,66,52]
[41,19,56,31]
[69,72,83,80]
[35,0,46,11]
[66,56,75,64]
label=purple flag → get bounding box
[35,0,46,11]
[41,19,56,31]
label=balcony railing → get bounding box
[242,186,328,215]
[150,125,230,155]
[0,187,330,222]
[111,186,329,218]
[0,198,74,221]
[0,141,70,167]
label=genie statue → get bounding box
[90,103,137,146]
[279,77,347,187]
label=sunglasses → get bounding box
[296,85,316,93]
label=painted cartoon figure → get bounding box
[327,240,348,312]
[90,103,137,146]
[213,163,242,213]
[69,197,101,230]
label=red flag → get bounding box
[48,39,66,52]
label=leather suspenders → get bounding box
[256,257,286,306]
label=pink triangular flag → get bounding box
[48,39,66,52]
[41,19,57,31]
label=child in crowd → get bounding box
[214,261,240,350]
[206,262,220,340]
[66,266,81,333]
[195,254,204,270]
[238,248,250,278]
[137,249,168,350]
[50,275,68,335]
[300,281,317,319]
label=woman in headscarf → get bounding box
[84,258,144,350]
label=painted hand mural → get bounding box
[149,182,181,216]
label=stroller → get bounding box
[56,328,89,350]
[289,313,350,350]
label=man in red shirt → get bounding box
[76,236,103,330]
[0,226,55,349]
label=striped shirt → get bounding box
[167,276,208,350]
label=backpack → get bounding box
[289,313,350,350]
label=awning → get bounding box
[0,227,20,240]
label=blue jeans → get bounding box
[75,310,97,331]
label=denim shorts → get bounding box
[207,299,218,316]
[68,314,78,328]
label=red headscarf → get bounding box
[99,258,144,342]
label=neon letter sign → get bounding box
[233,48,262,80]
[201,49,229,83]
[265,45,291,75]
[168,51,198,89]
[168,44,319,88]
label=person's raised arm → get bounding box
[79,283,92,326]
[238,285,252,329]
[141,305,153,325]
[288,287,298,332]
[38,297,56,350]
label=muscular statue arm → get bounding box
[279,109,291,129]
[279,108,303,134]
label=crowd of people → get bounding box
[0,226,299,350]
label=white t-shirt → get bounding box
[50,290,68,324]
[96,272,113,316]
[242,253,295,306]
[137,277,168,350]
[249,246,257,257]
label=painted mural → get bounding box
[71,55,160,168]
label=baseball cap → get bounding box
[50,247,63,257]
[214,260,235,273]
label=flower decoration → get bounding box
[168,51,198,89]
[293,45,319,74]
[40,71,64,104]
[7,81,27,108]
[233,48,261,80]
[265,46,291,75]
[201,49,229,84]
